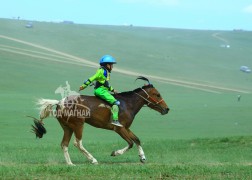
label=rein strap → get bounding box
[134,88,164,106]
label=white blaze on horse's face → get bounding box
[146,87,169,115]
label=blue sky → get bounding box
[1,0,252,30]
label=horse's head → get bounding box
[135,76,169,115]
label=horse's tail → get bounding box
[37,98,59,120]
[29,98,59,139]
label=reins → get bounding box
[134,88,164,106]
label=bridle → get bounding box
[134,88,164,106]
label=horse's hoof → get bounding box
[68,163,76,166]
[111,151,116,156]
[140,158,146,163]
[91,159,98,165]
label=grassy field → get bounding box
[0,18,252,179]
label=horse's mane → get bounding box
[116,76,153,97]
[117,84,154,97]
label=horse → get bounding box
[31,76,169,165]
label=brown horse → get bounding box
[31,76,169,165]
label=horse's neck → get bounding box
[122,93,146,116]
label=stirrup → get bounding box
[111,120,123,127]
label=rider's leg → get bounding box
[94,88,123,127]
[111,100,120,120]
[111,101,123,127]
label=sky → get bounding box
[1,0,252,30]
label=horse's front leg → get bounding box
[111,127,133,156]
[137,145,146,163]
[127,129,146,163]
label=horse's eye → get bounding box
[153,93,160,97]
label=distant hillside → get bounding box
[0,18,251,92]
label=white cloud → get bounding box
[116,0,179,6]
[243,5,252,13]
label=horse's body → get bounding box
[34,78,169,165]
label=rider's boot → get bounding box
[111,120,123,127]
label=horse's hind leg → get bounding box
[60,124,74,166]
[74,138,98,164]
[73,123,98,164]
[127,129,146,163]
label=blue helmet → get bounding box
[99,55,117,65]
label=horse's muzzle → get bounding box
[161,108,169,115]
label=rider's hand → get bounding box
[79,86,85,91]
[113,90,119,94]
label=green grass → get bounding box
[1,137,252,179]
[0,18,252,179]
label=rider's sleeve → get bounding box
[81,69,102,88]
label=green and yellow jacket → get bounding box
[81,67,114,91]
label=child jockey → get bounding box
[79,55,123,127]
